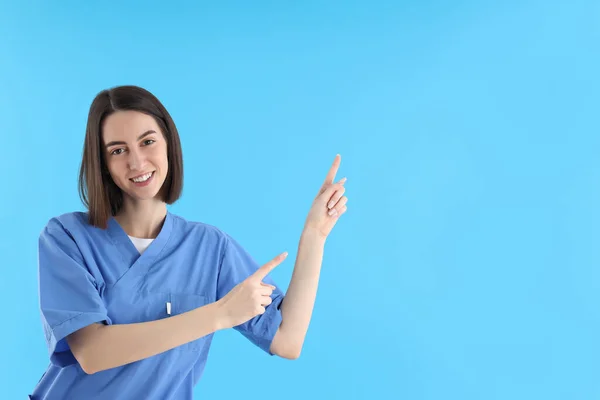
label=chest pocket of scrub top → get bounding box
[166,293,210,353]
[108,291,210,353]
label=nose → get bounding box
[128,148,147,171]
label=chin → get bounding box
[132,192,161,201]
[119,177,166,201]
[121,190,160,202]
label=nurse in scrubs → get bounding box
[30,85,348,399]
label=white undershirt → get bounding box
[128,235,155,255]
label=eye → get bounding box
[111,148,125,156]
[143,139,156,146]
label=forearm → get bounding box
[68,301,226,374]
[277,229,326,355]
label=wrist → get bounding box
[211,299,232,331]
[301,227,327,245]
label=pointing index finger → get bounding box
[323,154,341,186]
[252,252,288,281]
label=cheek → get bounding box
[152,145,169,168]
[106,158,126,179]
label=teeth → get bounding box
[132,172,153,183]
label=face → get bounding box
[102,110,169,202]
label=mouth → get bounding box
[129,171,155,187]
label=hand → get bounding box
[304,154,349,239]
[217,252,288,329]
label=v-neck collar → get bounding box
[107,210,174,275]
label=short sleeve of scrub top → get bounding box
[217,234,285,355]
[38,223,112,368]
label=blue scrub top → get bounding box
[30,211,284,400]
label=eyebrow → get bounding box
[105,130,157,149]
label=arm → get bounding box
[67,302,225,374]
[270,154,348,359]
[270,229,325,359]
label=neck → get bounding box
[115,198,167,239]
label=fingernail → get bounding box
[328,209,338,216]
[328,201,334,209]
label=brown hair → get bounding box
[78,85,184,229]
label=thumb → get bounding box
[260,282,276,290]
[252,252,288,281]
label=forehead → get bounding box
[102,111,161,142]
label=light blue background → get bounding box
[1,1,599,399]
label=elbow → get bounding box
[76,352,98,375]
[270,327,303,359]
[70,341,101,374]
[276,344,302,360]
[74,347,104,375]
[80,363,97,375]
[281,350,301,360]
[67,323,104,375]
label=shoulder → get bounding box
[40,211,93,238]
[169,212,233,245]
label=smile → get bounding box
[130,171,155,184]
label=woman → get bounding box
[29,85,348,399]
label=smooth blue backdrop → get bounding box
[1,1,599,399]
